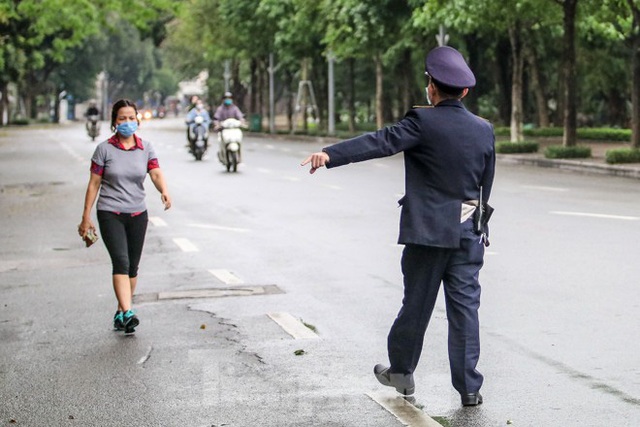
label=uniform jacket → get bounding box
[323,99,495,248]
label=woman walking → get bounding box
[78,99,171,334]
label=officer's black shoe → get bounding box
[373,364,415,396]
[461,392,483,406]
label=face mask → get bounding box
[224,99,232,106]
[116,121,138,137]
[196,103,203,110]
[425,86,432,106]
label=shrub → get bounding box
[496,141,539,154]
[12,118,30,126]
[493,126,631,141]
[544,145,591,159]
[605,148,640,164]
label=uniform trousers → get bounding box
[387,218,485,395]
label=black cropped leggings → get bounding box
[97,210,148,277]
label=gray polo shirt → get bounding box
[91,138,158,213]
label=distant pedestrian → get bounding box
[301,46,495,406]
[78,98,172,334]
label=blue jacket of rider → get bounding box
[186,107,211,127]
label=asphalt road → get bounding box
[1,118,639,426]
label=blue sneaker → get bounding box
[123,310,139,334]
[113,311,124,331]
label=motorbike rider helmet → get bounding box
[223,91,233,99]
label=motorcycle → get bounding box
[217,118,243,172]
[86,115,100,141]
[186,115,209,161]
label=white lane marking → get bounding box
[58,142,85,163]
[367,392,442,427]
[281,147,292,153]
[322,184,342,190]
[550,211,639,221]
[265,144,275,149]
[208,269,243,285]
[283,176,300,182]
[187,223,250,233]
[267,312,320,340]
[257,167,272,174]
[173,238,199,252]
[522,185,569,192]
[149,216,167,227]
[485,251,498,256]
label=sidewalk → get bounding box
[496,140,640,180]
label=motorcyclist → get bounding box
[185,100,211,148]
[85,101,100,137]
[213,92,245,130]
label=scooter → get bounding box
[217,118,243,172]
[187,115,208,161]
[86,115,100,141]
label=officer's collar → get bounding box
[435,98,465,108]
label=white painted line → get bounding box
[367,392,443,427]
[59,142,85,163]
[550,211,639,221]
[485,251,499,256]
[149,216,167,227]
[322,184,342,190]
[173,238,199,252]
[257,167,272,174]
[187,223,250,233]
[265,144,275,149]
[208,269,243,285]
[283,176,300,182]
[267,312,320,340]
[522,185,569,192]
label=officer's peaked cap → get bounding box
[425,46,476,89]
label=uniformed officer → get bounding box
[301,46,495,406]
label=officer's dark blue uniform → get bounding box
[320,46,495,405]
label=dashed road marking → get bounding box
[58,142,85,163]
[522,185,569,192]
[208,269,243,285]
[173,238,199,252]
[267,312,319,339]
[283,176,300,182]
[322,184,342,190]
[367,392,443,427]
[149,216,168,227]
[257,167,272,174]
[188,223,250,233]
[550,211,639,221]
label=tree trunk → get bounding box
[630,1,640,148]
[249,58,258,114]
[0,81,7,125]
[402,49,412,114]
[348,58,356,132]
[524,36,550,128]
[508,25,524,142]
[561,0,578,147]
[375,54,383,129]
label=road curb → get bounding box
[497,154,640,180]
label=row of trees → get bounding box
[0,0,178,123]
[163,0,639,147]
[1,1,638,148]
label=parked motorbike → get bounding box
[86,115,100,141]
[217,118,243,172]
[186,115,209,161]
